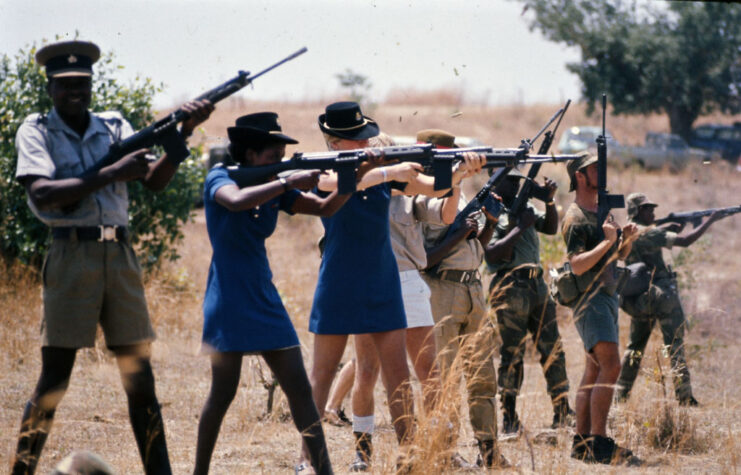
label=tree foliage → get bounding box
[518,0,741,140]
[0,40,205,271]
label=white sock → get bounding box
[352,414,375,434]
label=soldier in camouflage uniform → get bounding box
[617,193,722,406]
[485,169,573,434]
[561,155,638,465]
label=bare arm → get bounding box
[141,99,215,191]
[425,216,478,269]
[24,149,151,210]
[569,220,619,276]
[673,212,720,247]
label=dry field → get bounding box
[2,100,741,474]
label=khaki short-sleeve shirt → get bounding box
[15,108,135,227]
[389,194,444,271]
[421,194,484,272]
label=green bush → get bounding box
[0,40,205,271]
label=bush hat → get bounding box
[227,112,298,146]
[567,153,598,191]
[318,102,379,140]
[416,129,458,149]
[36,40,100,78]
[626,192,658,219]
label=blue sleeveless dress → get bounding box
[309,183,406,334]
[202,167,301,352]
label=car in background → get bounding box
[556,126,620,158]
[689,123,741,163]
[615,132,713,170]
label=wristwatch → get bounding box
[279,177,290,191]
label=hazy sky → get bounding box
[0,0,583,108]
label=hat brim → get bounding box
[48,69,93,78]
[227,126,298,145]
[318,114,380,140]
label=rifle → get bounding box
[508,100,571,218]
[438,106,579,240]
[226,144,435,194]
[595,94,625,228]
[654,204,741,228]
[88,47,308,173]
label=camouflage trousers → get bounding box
[489,273,569,406]
[422,273,498,442]
[618,277,693,401]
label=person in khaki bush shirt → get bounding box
[418,129,507,469]
[617,192,721,407]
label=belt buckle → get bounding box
[528,268,535,279]
[460,272,468,284]
[98,225,118,242]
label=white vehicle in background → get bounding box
[557,126,620,158]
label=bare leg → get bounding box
[325,358,356,416]
[11,347,76,474]
[299,334,348,466]
[405,325,439,412]
[352,334,381,419]
[113,343,172,475]
[371,329,414,444]
[588,342,621,436]
[575,352,599,436]
[193,352,242,475]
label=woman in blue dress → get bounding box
[300,102,466,472]
[194,112,356,475]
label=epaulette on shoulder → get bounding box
[22,113,46,126]
[96,110,124,125]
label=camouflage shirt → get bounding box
[624,224,677,275]
[561,202,620,288]
[485,202,546,274]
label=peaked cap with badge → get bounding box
[35,40,100,78]
[318,101,379,140]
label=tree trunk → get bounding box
[667,105,698,143]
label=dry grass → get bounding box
[2,100,741,473]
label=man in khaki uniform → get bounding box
[617,193,721,406]
[485,169,573,434]
[11,40,213,474]
[418,130,506,468]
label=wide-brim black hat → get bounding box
[227,112,298,145]
[36,40,100,78]
[318,101,379,140]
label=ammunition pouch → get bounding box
[549,263,598,306]
[619,262,651,298]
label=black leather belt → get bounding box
[52,226,128,242]
[428,268,480,284]
[496,266,543,281]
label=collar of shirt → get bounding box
[47,107,112,143]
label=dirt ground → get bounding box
[2,101,740,473]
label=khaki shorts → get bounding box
[41,236,155,348]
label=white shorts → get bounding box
[399,270,434,328]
